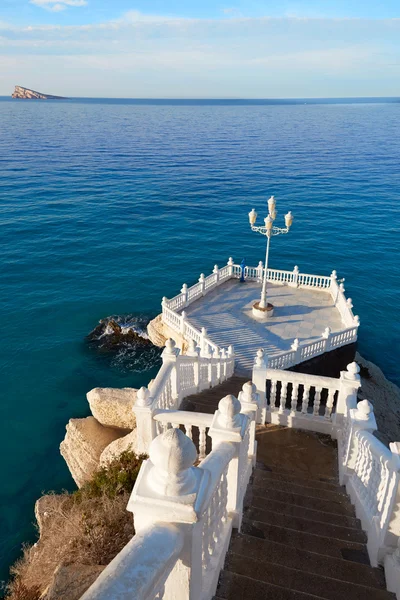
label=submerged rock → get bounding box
[60,417,127,487]
[87,316,153,353]
[87,387,137,430]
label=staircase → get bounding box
[180,375,248,413]
[215,427,395,600]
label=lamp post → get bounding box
[248,196,293,320]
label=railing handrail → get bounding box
[149,361,175,411]
[80,523,184,600]
[197,441,237,514]
[266,367,341,390]
[154,409,214,428]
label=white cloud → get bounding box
[30,0,87,11]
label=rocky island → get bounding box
[12,85,66,99]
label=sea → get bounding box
[1,97,400,586]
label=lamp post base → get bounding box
[252,301,274,321]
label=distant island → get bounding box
[12,85,66,100]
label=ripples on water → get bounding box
[0,98,400,582]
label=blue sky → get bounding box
[0,1,399,97]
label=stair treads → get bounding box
[255,461,338,484]
[250,486,356,517]
[241,520,369,563]
[229,534,386,589]
[252,468,346,494]
[224,554,394,600]
[248,495,361,529]
[244,507,367,543]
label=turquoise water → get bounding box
[1,98,400,584]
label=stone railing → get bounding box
[252,349,360,434]
[133,338,235,455]
[82,393,257,600]
[162,258,359,371]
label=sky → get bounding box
[0,1,399,97]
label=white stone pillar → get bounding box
[339,399,377,486]
[238,381,259,462]
[213,264,219,285]
[181,283,188,307]
[252,349,267,423]
[186,339,200,392]
[133,387,157,455]
[227,257,234,277]
[289,265,299,288]
[334,361,361,432]
[209,395,250,529]
[322,327,332,352]
[200,327,208,358]
[199,273,206,296]
[180,310,187,335]
[257,261,263,282]
[291,338,301,364]
[128,429,206,600]
[162,339,180,406]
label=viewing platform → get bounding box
[160,259,359,376]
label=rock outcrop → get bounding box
[357,353,400,447]
[87,387,137,430]
[100,429,138,466]
[147,313,186,350]
[12,85,66,99]
[87,316,154,353]
[60,417,127,487]
[42,562,105,600]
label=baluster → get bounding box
[324,388,336,419]
[199,427,207,460]
[269,379,277,410]
[313,386,322,416]
[290,383,299,414]
[279,381,288,413]
[185,424,193,441]
[301,385,309,414]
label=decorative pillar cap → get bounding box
[181,283,188,292]
[148,429,198,496]
[331,270,337,279]
[227,257,234,266]
[291,338,299,351]
[322,327,331,339]
[346,361,360,379]
[339,283,345,292]
[199,273,205,281]
[136,386,152,407]
[201,327,207,336]
[213,264,219,273]
[258,261,263,267]
[254,348,267,367]
[227,345,234,357]
[216,395,242,429]
[186,339,199,356]
[354,315,360,326]
[294,265,299,273]
[355,399,374,420]
[240,381,258,404]
[347,297,353,307]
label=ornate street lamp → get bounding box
[248,196,293,320]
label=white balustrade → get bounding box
[153,409,213,460]
[83,394,257,600]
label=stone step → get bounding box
[252,474,348,503]
[248,494,361,529]
[240,520,370,563]
[252,468,346,494]
[229,533,386,589]
[217,571,334,600]
[255,460,339,484]
[243,506,366,543]
[223,553,394,600]
[249,485,356,517]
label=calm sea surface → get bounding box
[0,98,400,584]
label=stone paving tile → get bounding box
[183,280,345,375]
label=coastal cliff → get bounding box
[12,86,66,100]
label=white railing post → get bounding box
[238,381,259,464]
[289,265,299,288]
[213,264,219,285]
[180,310,187,335]
[162,339,180,403]
[330,269,338,300]
[339,399,377,486]
[252,349,267,424]
[187,339,200,393]
[322,327,332,352]
[200,327,208,358]
[227,345,235,378]
[181,283,188,307]
[209,395,252,529]
[128,429,205,600]
[199,273,206,296]
[291,338,301,364]
[333,361,361,432]
[227,257,234,277]
[133,387,157,455]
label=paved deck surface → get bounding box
[183,280,344,375]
